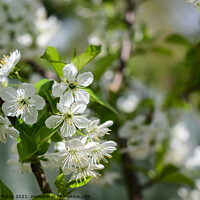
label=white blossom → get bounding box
[52,63,93,104]
[0,50,21,77]
[45,99,90,137]
[64,163,104,182]
[84,119,113,141]
[1,83,45,125]
[0,115,19,143]
[89,141,117,164]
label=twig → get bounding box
[31,161,52,194]
[108,1,144,200]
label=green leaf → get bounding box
[165,173,195,186]
[37,80,53,97]
[66,176,92,188]
[35,126,52,155]
[151,46,173,56]
[54,173,66,195]
[158,164,179,180]
[0,179,14,200]
[34,79,49,93]
[51,132,64,142]
[165,34,190,46]
[36,105,48,126]
[73,45,101,71]
[41,47,66,78]
[93,54,117,80]
[32,193,59,200]
[84,88,118,115]
[155,138,169,172]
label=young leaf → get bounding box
[93,54,117,80]
[73,45,101,71]
[0,179,14,200]
[165,173,195,186]
[41,47,66,78]
[165,34,190,46]
[34,79,49,93]
[35,126,52,155]
[54,173,66,195]
[84,88,118,115]
[66,176,92,188]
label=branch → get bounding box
[108,1,144,200]
[31,161,52,194]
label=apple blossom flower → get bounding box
[52,63,93,104]
[89,141,117,164]
[0,115,19,143]
[0,83,45,125]
[46,139,96,169]
[84,119,113,141]
[45,99,90,137]
[0,50,21,76]
[64,163,104,181]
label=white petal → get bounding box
[89,164,104,170]
[0,115,7,124]
[66,138,84,149]
[84,142,98,151]
[61,119,76,137]
[74,89,90,104]
[9,49,21,66]
[5,127,19,138]
[45,115,63,129]
[60,90,74,107]
[22,106,38,125]
[28,95,45,110]
[71,101,87,114]
[2,102,20,117]
[99,120,113,128]
[52,81,67,97]
[18,83,36,99]
[87,119,100,131]
[73,116,90,129]
[0,125,6,143]
[57,103,70,114]
[77,72,94,87]
[0,87,18,101]
[63,64,78,83]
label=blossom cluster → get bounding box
[0,50,117,182]
[45,63,117,181]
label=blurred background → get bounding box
[0,0,200,200]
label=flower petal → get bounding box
[45,115,64,129]
[77,72,94,87]
[74,89,90,104]
[52,81,67,97]
[9,49,21,66]
[5,127,19,138]
[0,87,18,101]
[61,119,76,137]
[60,89,74,107]
[28,94,45,110]
[0,125,6,143]
[2,101,20,117]
[57,103,70,114]
[18,83,36,99]
[63,64,78,83]
[87,119,100,131]
[22,106,38,125]
[66,138,84,149]
[71,101,87,114]
[73,116,90,129]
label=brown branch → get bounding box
[31,161,52,194]
[108,1,144,200]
